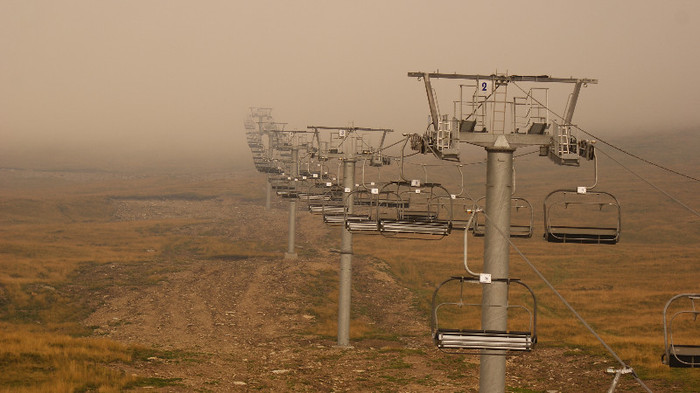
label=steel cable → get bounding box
[480,210,655,393]
[596,148,700,217]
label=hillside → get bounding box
[0,129,698,392]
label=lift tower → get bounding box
[408,71,597,393]
[246,108,288,210]
[308,125,393,347]
[265,129,315,260]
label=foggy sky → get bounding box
[1,1,699,168]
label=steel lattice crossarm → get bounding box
[262,129,318,179]
[245,107,286,156]
[247,107,283,138]
[245,108,279,174]
[246,107,273,129]
[407,72,597,85]
[407,71,598,166]
[267,129,316,151]
[307,125,393,164]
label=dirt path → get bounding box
[81,196,676,392]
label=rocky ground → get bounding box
[80,192,675,392]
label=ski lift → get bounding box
[319,190,347,225]
[310,196,345,218]
[345,186,410,234]
[543,142,620,243]
[269,174,293,190]
[446,165,476,231]
[451,196,476,231]
[543,188,620,244]
[356,157,388,197]
[662,294,700,368]
[311,163,346,222]
[254,157,282,174]
[293,171,328,203]
[343,188,384,233]
[323,187,383,227]
[277,177,303,199]
[308,177,344,211]
[282,171,316,200]
[472,196,534,238]
[300,181,329,202]
[378,180,453,238]
[431,276,537,354]
[322,209,346,225]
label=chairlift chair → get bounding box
[308,182,344,212]
[472,197,534,238]
[276,177,302,199]
[344,187,410,234]
[543,189,621,244]
[431,276,537,354]
[310,198,344,217]
[300,179,331,203]
[318,190,347,225]
[450,196,476,231]
[510,197,534,238]
[269,175,293,191]
[288,171,320,199]
[342,188,382,233]
[662,294,700,368]
[378,181,453,238]
[308,172,346,221]
[290,174,323,202]
[444,165,474,231]
[323,188,379,227]
[254,157,281,174]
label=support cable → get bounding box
[596,148,700,218]
[575,128,700,183]
[375,135,410,154]
[480,210,654,393]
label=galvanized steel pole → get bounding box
[285,148,299,260]
[265,131,274,211]
[265,180,272,210]
[480,146,514,393]
[337,157,355,347]
[285,199,297,260]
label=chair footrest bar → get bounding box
[434,329,534,352]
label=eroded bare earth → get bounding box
[81,195,676,392]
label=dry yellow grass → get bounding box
[353,229,699,386]
[0,322,135,392]
[1,146,698,390]
[0,169,270,390]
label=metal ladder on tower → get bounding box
[437,115,452,151]
[472,85,488,132]
[492,79,508,133]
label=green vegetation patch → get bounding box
[125,377,184,388]
[130,346,203,363]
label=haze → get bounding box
[1,0,699,170]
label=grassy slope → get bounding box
[0,129,697,391]
[0,167,268,392]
